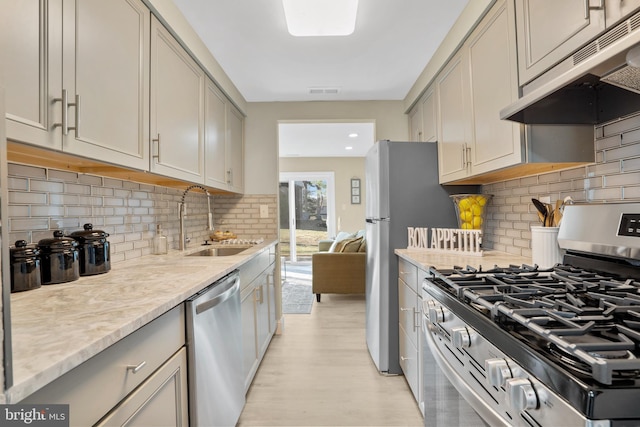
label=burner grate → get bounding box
[429,263,640,384]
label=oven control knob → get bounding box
[451,327,472,348]
[485,358,516,387]
[427,304,449,323]
[506,378,538,412]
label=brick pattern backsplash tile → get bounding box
[6,163,277,263]
[483,112,640,257]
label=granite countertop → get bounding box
[5,240,277,403]
[395,248,531,271]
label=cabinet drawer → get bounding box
[240,250,270,290]
[399,324,419,403]
[398,258,418,293]
[399,279,420,349]
[22,305,185,427]
[96,347,189,427]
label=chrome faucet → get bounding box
[179,185,214,250]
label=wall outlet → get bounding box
[260,204,269,218]
[539,196,551,204]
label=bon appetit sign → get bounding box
[407,227,483,256]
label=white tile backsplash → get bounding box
[483,111,640,257]
[5,163,278,262]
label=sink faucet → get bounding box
[179,185,214,251]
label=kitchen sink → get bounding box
[187,247,250,257]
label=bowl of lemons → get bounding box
[450,194,492,231]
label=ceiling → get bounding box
[172,0,470,156]
[278,122,375,157]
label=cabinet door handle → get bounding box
[400,356,411,362]
[466,145,472,167]
[413,308,421,331]
[227,168,232,184]
[69,94,80,137]
[126,361,147,374]
[152,134,161,163]
[53,90,78,136]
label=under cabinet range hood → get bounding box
[502,10,640,125]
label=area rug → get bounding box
[281,281,314,314]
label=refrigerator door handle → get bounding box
[366,218,376,224]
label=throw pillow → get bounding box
[340,236,364,252]
[328,231,353,252]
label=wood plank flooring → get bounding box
[237,293,424,426]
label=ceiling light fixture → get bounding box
[345,146,353,150]
[348,133,359,138]
[282,0,359,37]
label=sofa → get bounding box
[312,231,366,302]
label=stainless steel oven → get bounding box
[421,203,640,427]
[421,286,489,427]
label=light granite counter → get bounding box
[6,240,277,403]
[395,248,532,271]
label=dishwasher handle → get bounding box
[192,273,240,315]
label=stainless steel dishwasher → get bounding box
[186,270,244,427]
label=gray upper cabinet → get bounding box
[0,0,62,149]
[420,87,437,143]
[408,86,435,143]
[205,79,228,189]
[467,0,521,176]
[437,0,523,183]
[408,103,423,142]
[150,16,205,183]
[205,79,245,193]
[227,105,245,193]
[436,51,470,182]
[515,0,605,85]
[2,0,150,170]
[62,0,150,169]
[2,0,62,150]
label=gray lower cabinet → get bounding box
[96,348,188,427]
[398,258,427,413]
[240,247,277,392]
[21,306,186,427]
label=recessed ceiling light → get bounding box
[345,146,353,150]
[282,0,359,37]
[348,133,359,138]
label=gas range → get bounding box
[422,203,640,427]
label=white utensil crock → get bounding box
[531,226,563,268]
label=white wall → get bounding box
[244,100,408,195]
[279,157,366,234]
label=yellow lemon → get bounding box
[477,196,487,206]
[458,198,471,211]
[461,221,472,229]
[472,216,483,229]
[461,210,473,222]
[472,204,483,216]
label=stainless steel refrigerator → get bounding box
[365,140,478,374]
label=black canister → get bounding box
[69,223,110,276]
[10,240,42,292]
[38,230,80,285]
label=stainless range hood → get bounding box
[501,11,640,125]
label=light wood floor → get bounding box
[237,293,424,426]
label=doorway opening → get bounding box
[279,172,335,262]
